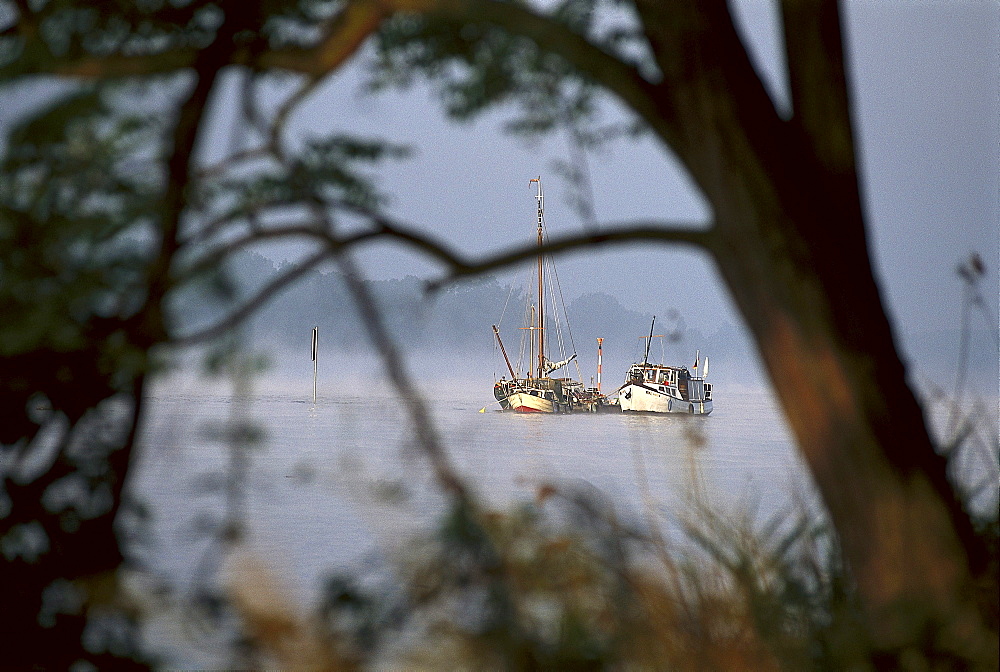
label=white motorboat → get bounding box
[617,318,713,415]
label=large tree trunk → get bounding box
[633,0,995,664]
[713,217,992,663]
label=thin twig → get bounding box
[197,146,275,181]
[172,249,331,346]
[269,76,326,162]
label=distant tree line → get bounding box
[174,250,768,385]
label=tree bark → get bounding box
[631,0,994,663]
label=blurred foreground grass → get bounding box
[218,472,996,671]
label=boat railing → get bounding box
[687,379,711,402]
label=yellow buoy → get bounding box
[478,407,486,413]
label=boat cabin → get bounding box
[625,363,712,403]
[495,376,583,403]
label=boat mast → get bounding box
[528,304,535,380]
[531,177,544,378]
[643,316,656,365]
[493,325,516,379]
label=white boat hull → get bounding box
[618,384,712,415]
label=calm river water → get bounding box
[131,373,995,665]
[135,378,813,592]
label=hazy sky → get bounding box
[243,0,997,342]
[3,2,995,344]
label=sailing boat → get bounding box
[491,178,606,413]
[617,316,714,415]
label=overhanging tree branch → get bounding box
[172,217,712,344]
[172,248,330,346]
[8,0,388,80]
[10,0,672,156]
[426,223,714,289]
[260,0,391,74]
[422,0,678,149]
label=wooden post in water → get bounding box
[311,326,318,403]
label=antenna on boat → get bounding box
[643,316,655,365]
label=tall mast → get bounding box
[529,304,535,379]
[531,177,544,378]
